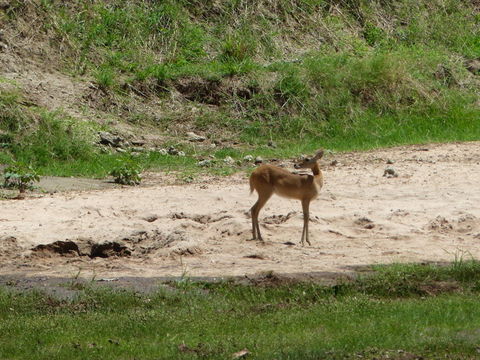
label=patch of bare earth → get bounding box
[1,142,480,280]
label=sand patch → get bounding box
[1,142,480,279]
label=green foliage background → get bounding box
[1,0,479,176]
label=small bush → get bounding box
[0,89,30,133]
[11,111,97,167]
[220,31,257,62]
[110,160,142,185]
[94,67,116,90]
[363,23,385,46]
[274,66,309,105]
[3,163,40,194]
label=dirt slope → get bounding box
[1,142,479,280]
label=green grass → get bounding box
[1,0,479,178]
[2,261,480,359]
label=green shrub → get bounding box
[0,89,30,133]
[363,23,385,46]
[94,66,116,89]
[220,31,257,62]
[110,160,142,185]
[8,111,98,170]
[3,163,40,194]
[274,66,309,105]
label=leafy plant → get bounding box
[94,66,116,90]
[363,23,385,46]
[3,163,40,195]
[220,32,256,62]
[110,160,142,185]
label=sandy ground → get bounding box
[1,142,479,281]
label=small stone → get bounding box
[116,148,126,153]
[130,147,146,153]
[187,131,206,142]
[131,139,146,146]
[254,156,263,164]
[267,140,277,148]
[330,160,338,166]
[168,146,179,155]
[465,59,480,75]
[177,151,186,157]
[143,215,159,223]
[386,159,394,164]
[198,160,213,167]
[158,148,168,155]
[223,156,235,165]
[383,167,398,178]
[99,146,110,154]
[243,155,254,162]
[99,131,123,147]
[232,349,250,359]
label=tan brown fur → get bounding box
[249,150,324,245]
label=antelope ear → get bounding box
[314,149,324,159]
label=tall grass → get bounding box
[234,48,479,147]
[40,0,478,88]
[1,0,479,177]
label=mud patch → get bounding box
[83,85,118,112]
[29,229,201,260]
[163,230,202,257]
[121,229,201,257]
[0,236,22,255]
[32,241,81,257]
[428,216,453,232]
[121,230,171,247]
[90,242,131,258]
[171,211,232,224]
[244,253,269,260]
[170,245,202,256]
[173,76,257,105]
[427,214,478,234]
[263,211,297,224]
[354,217,375,229]
[174,77,223,105]
[456,214,478,233]
[32,239,131,258]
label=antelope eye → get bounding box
[304,158,311,162]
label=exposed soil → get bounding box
[1,142,480,281]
